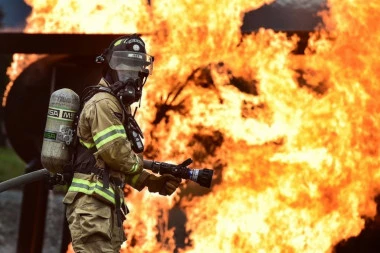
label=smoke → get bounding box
[0,26,24,33]
[0,7,3,28]
[242,0,326,31]
[275,0,326,9]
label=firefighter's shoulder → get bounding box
[85,92,122,111]
[83,92,123,121]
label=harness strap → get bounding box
[114,185,123,227]
[102,169,110,189]
[74,143,127,226]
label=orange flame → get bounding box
[4,0,380,252]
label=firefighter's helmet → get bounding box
[96,34,154,82]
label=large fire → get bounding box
[4,0,380,252]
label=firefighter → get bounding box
[63,34,182,252]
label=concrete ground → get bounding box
[0,190,65,253]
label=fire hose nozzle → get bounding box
[143,159,214,188]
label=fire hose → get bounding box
[0,158,213,193]
[0,168,50,193]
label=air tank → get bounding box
[40,88,80,173]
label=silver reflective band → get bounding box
[128,53,143,59]
[190,169,200,181]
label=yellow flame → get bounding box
[4,0,380,252]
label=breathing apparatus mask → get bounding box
[96,34,154,106]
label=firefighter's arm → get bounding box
[87,98,143,175]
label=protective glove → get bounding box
[146,174,182,196]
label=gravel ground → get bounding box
[0,190,65,253]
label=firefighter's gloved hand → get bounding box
[147,174,182,196]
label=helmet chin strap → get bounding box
[138,70,149,86]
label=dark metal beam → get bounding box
[0,33,134,54]
[0,31,311,55]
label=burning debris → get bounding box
[2,0,380,252]
[152,83,189,126]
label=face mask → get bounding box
[109,77,142,106]
[116,69,140,83]
[107,51,152,105]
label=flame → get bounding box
[4,0,380,252]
